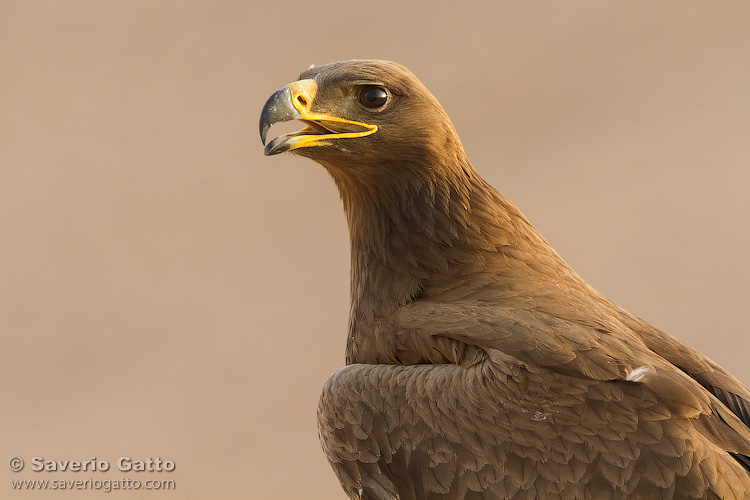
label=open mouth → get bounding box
[263,116,377,156]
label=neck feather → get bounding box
[322,151,555,360]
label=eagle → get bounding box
[259,60,750,500]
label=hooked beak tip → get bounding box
[259,86,298,148]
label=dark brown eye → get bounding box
[358,86,388,109]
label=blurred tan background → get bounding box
[2,2,749,499]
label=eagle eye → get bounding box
[358,86,388,109]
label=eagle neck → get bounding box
[324,156,519,363]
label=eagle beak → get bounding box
[259,79,378,156]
